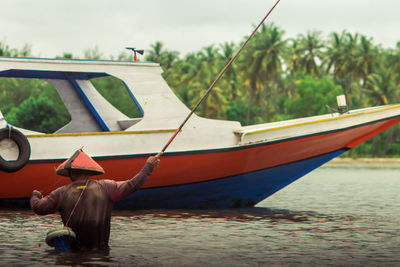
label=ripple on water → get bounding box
[0,166,399,266]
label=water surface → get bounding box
[0,166,399,266]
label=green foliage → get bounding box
[1,24,400,157]
[285,76,343,118]
[6,95,70,133]
[0,78,71,133]
[226,99,249,124]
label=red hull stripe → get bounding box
[1,116,399,199]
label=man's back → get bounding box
[60,180,112,250]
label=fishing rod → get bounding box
[160,0,281,153]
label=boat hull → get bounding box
[0,149,346,209]
[1,114,399,209]
[115,149,346,209]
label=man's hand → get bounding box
[31,190,43,199]
[147,152,162,168]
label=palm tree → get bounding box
[146,41,180,70]
[324,31,345,78]
[146,41,164,63]
[282,38,302,100]
[168,53,201,106]
[219,42,241,101]
[324,31,359,106]
[242,23,285,124]
[365,70,399,106]
[365,70,399,156]
[284,38,302,75]
[160,51,180,69]
[187,45,228,118]
[354,35,378,106]
[296,31,324,77]
[386,42,400,85]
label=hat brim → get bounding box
[55,167,104,177]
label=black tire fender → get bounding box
[0,127,31,172]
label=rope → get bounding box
[161,0,281,153]
[7,124,12,138]
[65,178,90,227]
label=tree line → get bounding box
[1,23,400,157]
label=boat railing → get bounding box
[234,104,400,145]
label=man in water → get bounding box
[30,148,160,250]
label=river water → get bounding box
[0,165,399,266]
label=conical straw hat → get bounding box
[55,149,104,177]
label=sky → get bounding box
[1,0,399,59]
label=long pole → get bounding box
[160,0,281,153]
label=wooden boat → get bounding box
[1,57,399,209]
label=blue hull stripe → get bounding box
[114,149,346,209]
[0,150,345,209]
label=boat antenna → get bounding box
[160,0,281,153]
[125,47,144,62]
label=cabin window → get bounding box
[0,72,144,134]
[90,76,143,118]
[0,77,70,134]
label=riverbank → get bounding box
[326,157,400,167]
